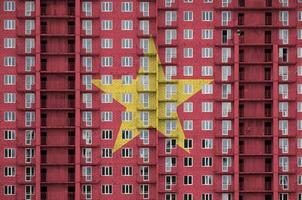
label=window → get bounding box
[101,93,112,103]
[122,75,133,85]
[25,56,35,71]
[4,93,16,103]
[25,20,35,35]
[121,2,133,12]
[140,148,149,163]
[80,168,92,184]
[165,11,177,26]
[4,130,16,140]
[183,66,193,76]
[201,120,213,131]
[82,130,92,144]
[101,130,112,140]
[121,111,133,121]
[165,47,177,62]
[101,56,113,67]
[140,39,149,53]
[4,38,15,48]
[82,2,92,16]
[101,148,112,158]
[201,139,213,149]
[166,29,177,44]
[4,112,15,122]
[184,175,193,185]
[201,84,213,94]
[122,93,133,104]
[140,130,149,144]
[222,120,232,135]
[222,48,231,62]
[184,157,193,167]
[222,11,231,26]
[82,112,92,126]
[299,11,302,21]
[184,29,193,39]
[202,194,213,200]
[279,175,289,190]
[101,2,113,12]
[4,20,15,30]
[298,29,302,40]
[4,166,15,177]
[101,20,113,30]
[4,56,16,66]
[82,75,92,90]
[184,11,193,21]
[201,157,213,167]
[101,38,113,49]
[184,48,193,58]
[101,166,113,176]
[82,38,92,52]
[101,75,112,85]
[298,48,302,58]
[222,139,232,154]
[202,29,213,39]
[121,38,133,49]
[82,185,92,199]
[202,11,213,21]
[201,66,213,76]
[202,48,213,58]
[279,29,288,44]
[184,102,193,112]
[4,185,15,195]
[122,184,133,194]
[184,139,193,150]
[201,175,213,185]
[140,2,149,16]
[121,20,133,30]
[4,148,16,158]
[140,20,149,35]
[101,184,113,194]
[24,185,34,200]
[101,111,113,121]
[25,111,35,127]
[121,166,133,176]
[298,138,302,149]
[183,194,193,200]
[202,102,213,112]
[24,38,35,53]
[121,148,133,158]
[222,157,232,172]
[183,120,193,130]
[25,38,35,53]
[279,11,289,26]
[4,1,15,11]
[4,75,15,85]
[121,57,133,67]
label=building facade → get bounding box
[1,0,302,200]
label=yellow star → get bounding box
[92,38,212,153]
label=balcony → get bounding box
[40,4,75,17]
[68,169,75,182]
[41,192,47,200]
[68,155,75,164]
[265,176,272,190]
[68,193,75,200]
[40,39,75,55]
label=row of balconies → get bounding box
[41,112,74,127]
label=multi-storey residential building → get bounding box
[1,0,302,200]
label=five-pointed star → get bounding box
[92,38,212,153]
